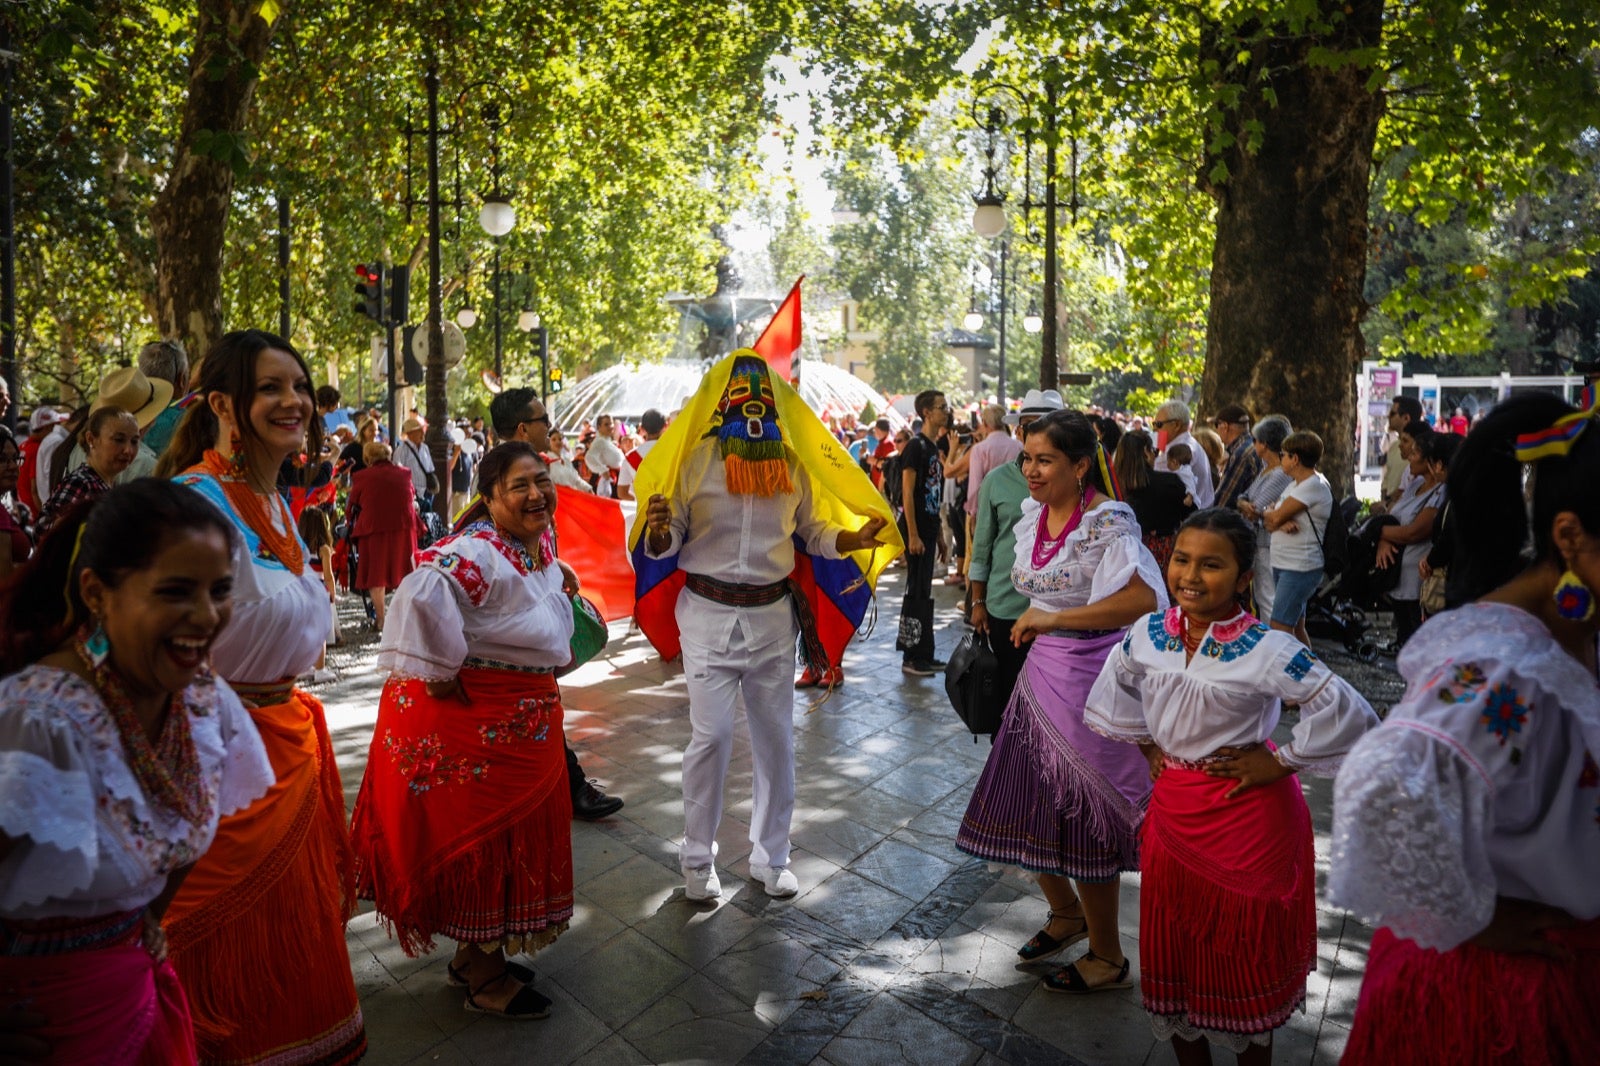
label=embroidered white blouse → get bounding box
[1085,608,1378,768]
[1009,499,1167,615]
[1330,603,1600,950]
[378,522,575,680]
[174,470,328,683]
[0,667,273,918]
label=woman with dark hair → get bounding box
[1088,509,1376,1063]
[1416,432,1462,619]
[351,443,574,1019]
[156,329,366,1065]
[1114,428,1192,572]
[1331,392,1600,1064]
[1373,421,1446,648]
[347,440,420,632]
[1235,415,1293,622]
[1263,431,1333,644]
[957,411,1166,994]
[35,407,140,543]
[0,480,273,1065]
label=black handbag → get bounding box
[944,629,1003,737]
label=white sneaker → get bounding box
[749,863,799,898]
[683,865,721,901]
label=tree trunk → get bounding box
[150,1,274,360]
[1198,1,1385,498]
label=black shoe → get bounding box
[572,779,624,821]
[927,657,948,670]
[902,661,937,677]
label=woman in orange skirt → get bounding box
[351,442,575,1019]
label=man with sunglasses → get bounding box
[1153,399,1214,508]
[488,387,626,821]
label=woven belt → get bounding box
[1044,627,1120,640]
[3,910,143,956]
[230,677,297,706]
[463,656,557,675]
[684,573,790,607]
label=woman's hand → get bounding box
[1467,897,1576,962]
[141,910,168,962]
[425,677,471,704]
[1280,520,1300,535]
[557,559,581,596]
[1204,744,1294,799]
[1418,558,1433,580]
[1140,742,1164,782]
[1010,606,1056,646]
[969,602,990,636]
[1374,539,1399,568]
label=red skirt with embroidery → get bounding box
[350,666,573,956]
[1344,918,1600,1065]
[1139,762,1316,1043]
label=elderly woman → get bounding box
[1235,415,1294,621]
[35,407,141,543]
[350,442,575,1020]
[348,440,420,632]
[0,480,273,1065]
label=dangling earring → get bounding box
[84,620,112,668]
[1554,568,1596,622]
[228,429,248,478]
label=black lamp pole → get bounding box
[492,239,503,380]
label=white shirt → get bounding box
[1010,499,1167,615]
[546,457,593,493]
[34,424,70,502]
[584,435,625,497]
[1160,430,1213,507]
[175,470,329,683]
[616,439,657,492]
[1269,473,1333,572]
[0,667,273,918]
[395,438,435,496]
[1171,464,1198,500]
[645,438,843,653]
[1387,478,1445,600]
[379,522,574,679]
[1331,603,1600,950]
[1086,609,1377,767]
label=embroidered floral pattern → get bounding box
[1150,610,1183,653]
[1198,624,1270,664]
[1436,663,1489,705]
[382,731,487,794]
[1212,612,1263,643]
[1283,647,1319,681]
[1480,683,1529,745]
[478,695,556,746]
[418,552,490,606]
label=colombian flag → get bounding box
[627,349,902,665]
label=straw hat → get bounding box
[94,366,174,429]
[1003,389,1066,426]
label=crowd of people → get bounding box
[0,338,1595,1064]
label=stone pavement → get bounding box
[310,567,1379,1066]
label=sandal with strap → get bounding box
[447,959,535,988]
[462,971,552,1020]
[1016,909,1089,962]
[1043,950,1133,994]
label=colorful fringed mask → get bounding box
[707,355,794,496]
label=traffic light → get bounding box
[353,262,385,323]
[547,366,564,394]
[388,264,411,326]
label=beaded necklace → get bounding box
[75,628,211,826]
[1030,488,1093,570]
[199,449,304,575]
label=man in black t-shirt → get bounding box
[897,390,949,675]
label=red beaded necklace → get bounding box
[1030,488,1093,570]
[75,628,211,825]
[199,449,304,575]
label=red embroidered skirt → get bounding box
[1139,762,1316,1043]
[350,666,574,956]
[1344,918,1600,1065]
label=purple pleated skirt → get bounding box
[956,631,1150,881]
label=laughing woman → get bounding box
[0,481,273,1065]
[156,330,366,1064]
[350,442,574,1020]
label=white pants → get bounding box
[1252,541,1276,622]
[678,608,796,872]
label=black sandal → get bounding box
[447,959,534,988]
[462,971,552,1020]
[1043,950,1133,994]
[1016,909,1089,962]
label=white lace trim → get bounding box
[1150,1010,1282,1052]
[0,749,97,859]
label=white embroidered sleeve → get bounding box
[1330,723,1496,950]
[1085,511,1168,610]
[377,566,470,679]
[1084,630,1154,744]
[1270,643,1380,774]
[0,698,97,907]
[211,681,276,816]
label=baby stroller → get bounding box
[1303,497,1381,663]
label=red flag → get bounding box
[753,276,803,382]
[553,485,635,622]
